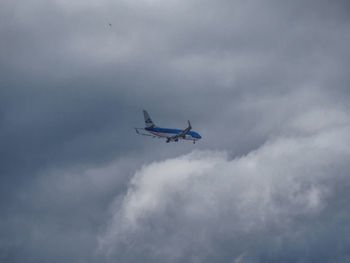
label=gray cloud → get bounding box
[1,0,350,262]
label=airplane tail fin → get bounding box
[143,110,155,128]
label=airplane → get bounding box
[135,110,202,144]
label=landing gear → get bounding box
[193,140,195,144]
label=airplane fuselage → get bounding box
[145,126,201,142]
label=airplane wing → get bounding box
[168,121,192,141]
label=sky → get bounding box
[1,0,350,262]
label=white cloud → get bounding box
[99,123,350,262]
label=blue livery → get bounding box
[135,110,202,144]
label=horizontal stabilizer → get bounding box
[135,128,155,137]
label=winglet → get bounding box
[188,120,192,130]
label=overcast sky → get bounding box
[1,0,350,262]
